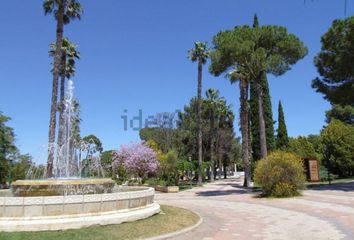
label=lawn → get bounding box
[253,177,354,192]
[0,205,199,240]
[307,177,354,188]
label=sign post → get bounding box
[303,158,320,182]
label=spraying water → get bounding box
[25,80,105,180]
[54,79,77,178]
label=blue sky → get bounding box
[0,0,353,164]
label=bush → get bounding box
[145,178,158,186]
[271,183,298,198]
[158,150,180,186]
[319,165,339,182]
[320,119,354,177]
[254,151,305,197]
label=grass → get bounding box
[307,177,354,187]
[253,177,354,191]
[0,205,199,240]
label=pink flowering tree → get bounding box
[113,142,159,181]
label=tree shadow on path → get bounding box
[307,181,354,192]
[195,184,259,197]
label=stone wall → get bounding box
[0,187,155,218]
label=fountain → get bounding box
[0,80,160,232]
[11,80,115,197]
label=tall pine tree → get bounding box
[250,14,275,161]
[276,101,289,149]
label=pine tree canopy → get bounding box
[312,16,354,106]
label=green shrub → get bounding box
[177,160,194,177]
[254,151,306,197]
[158,150,180,186]
[158,179,169,187]
[320,119,354,177]
[145,178,158,186]
[319,165,339,182]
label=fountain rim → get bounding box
[0,187,159,232]
[11,178,115,186]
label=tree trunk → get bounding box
[248,110,252,161]
[223,161,227,179]
[0,157,6,186]
[197,60,203,186]
[57,53,66,163]
[218,150,222,180]
[47,1,65,178]
[210,109,215,182]
[240,78,251,187]
[255,74,268,159]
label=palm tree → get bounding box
[206,89,217,181]
[215,99,234,180]
[205,89,225,181]
[49,38,80,158]
[43,0,83,177]
[188,42,210,186]
[230,70,252,186]
[210,61,252,186]
[209,34,253,186]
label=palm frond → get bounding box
[43,0,55,15]
[188,41,210,64]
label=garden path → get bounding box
[155,177,354,240]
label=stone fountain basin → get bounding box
[0,186,159,232]
[12,178,115,197]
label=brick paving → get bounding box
[155,177,354,240]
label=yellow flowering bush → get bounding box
[254,151,305,197]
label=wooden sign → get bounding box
[302,158,319,182]
[308,159,319,182]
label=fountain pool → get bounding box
[0,80,160,232]
[0,186,159,232]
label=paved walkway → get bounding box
[155,177,354,240]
